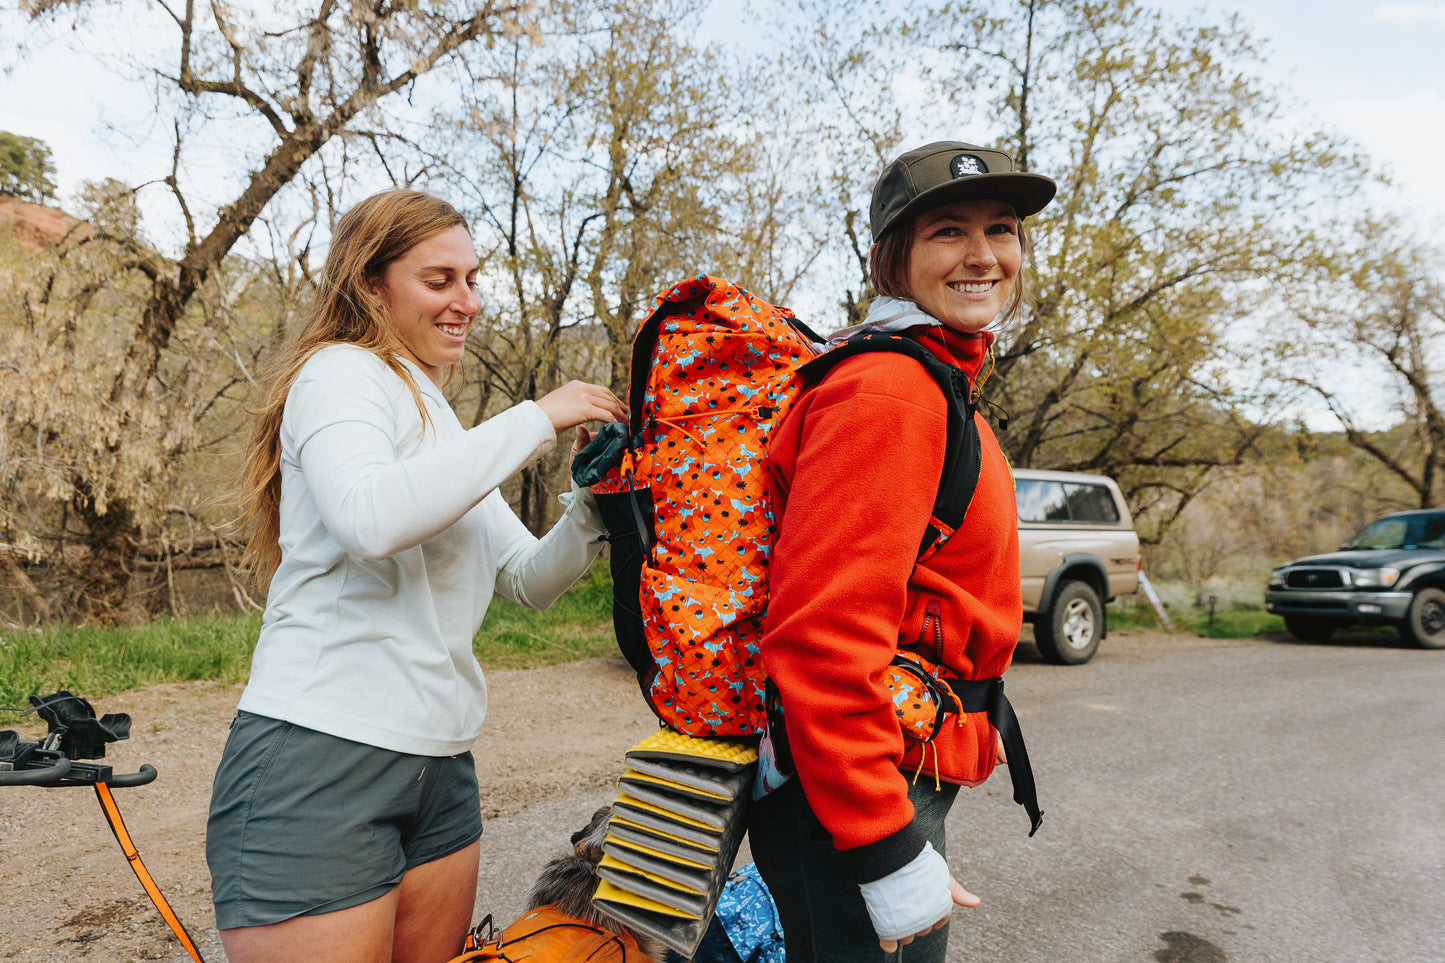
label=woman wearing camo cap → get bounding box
[752,141,1055,961]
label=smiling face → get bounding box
[902,199,1022,334]
[373,223,481,387]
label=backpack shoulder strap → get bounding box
[625,282,707,426]
[798,331,980,557]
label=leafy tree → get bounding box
[0,131,57,203]
[884,0,1369,540]
[442,0,818,531]
[556,0,822,393]
[1,0,1423,622]
[0,178,294,623]
[748,0,917,328]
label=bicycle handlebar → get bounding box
[107,763,158,788]
[0,757,159,789]
[2,692,160,790]
[0,757,72,786]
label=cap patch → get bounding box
[950,153,989,178]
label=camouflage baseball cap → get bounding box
[869,141,1056,241]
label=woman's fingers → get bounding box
[876,875,980,952]
[951,875,981,908]
[569,425,595,459]
[536,381,628,432]
[878,915,947,953]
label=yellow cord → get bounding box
[976,343,996,394]
[909,741,944,790]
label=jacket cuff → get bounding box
[557,482,605,537]
[515,400,558,449]
[840,820,927,884]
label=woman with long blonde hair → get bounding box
[207,189,627,963]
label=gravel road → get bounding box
[1,629,1226,962]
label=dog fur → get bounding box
[520,805,667,961]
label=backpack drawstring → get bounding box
[655,406,759,448]
[907,741,943,791]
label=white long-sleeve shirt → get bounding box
[237,344,605,755]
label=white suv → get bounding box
[1015,469,1141,664]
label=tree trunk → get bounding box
[71,484,138,624]
[58,6,519,618]
[1,551,51,624]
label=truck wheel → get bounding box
[1284,616,1335,643]
[1035,580,1102,665]
[1400,587,1445,649]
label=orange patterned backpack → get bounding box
[450,907,653,962]
[574,276,982,737]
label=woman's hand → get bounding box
[877,876,980,953]
[536,381,628,434]
[569,425,596,460]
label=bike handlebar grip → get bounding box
[0,758,72,786]
[105,763,158,788]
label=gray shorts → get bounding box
[206,711,482,930]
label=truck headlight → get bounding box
[1352,568,1400,587]
[1268,569,1286,588]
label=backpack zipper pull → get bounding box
[979,395,1010,431]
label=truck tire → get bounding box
[1034,579,1102,665]
[1400,587,1445,649]
[1284,616,1335,643]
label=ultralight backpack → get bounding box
[451,906,651,962]
[574,275,982,738]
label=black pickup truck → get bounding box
[1264,509,1445,648]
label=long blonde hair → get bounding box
[238,190,469,585]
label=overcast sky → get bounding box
[2,0,1441,225]
[1153,0,1445,225]
[2,0,1435,435]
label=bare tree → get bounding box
[441,0,816,531]
[1,1,537,621]
[1283,229,1445,508]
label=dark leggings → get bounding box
[748,776,960,963]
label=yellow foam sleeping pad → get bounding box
[591,728,759,957]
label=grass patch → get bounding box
[0,612,262,708]
[1108,592,1285,639]
[472,563,619,669]
[1177,607,1285,639]
[0,563,623,709]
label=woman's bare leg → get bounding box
[219,840,479,963]
[220,889,399,963]
[392,840,482,963]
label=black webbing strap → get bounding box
[797,332,981,557]
[944,677,1043,836]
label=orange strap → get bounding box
[94,782,207,963]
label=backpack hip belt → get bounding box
[934,673,1042,836]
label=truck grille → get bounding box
[1284,569,1345,589]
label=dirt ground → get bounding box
[0,630,1201,962]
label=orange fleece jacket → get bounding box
[761,325,1022,882]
